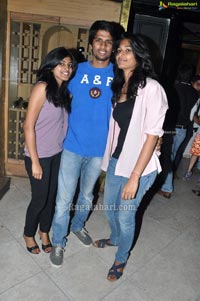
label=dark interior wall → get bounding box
[0,0,7,176]
[127,1,200,83]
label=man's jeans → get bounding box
[52,149,102,248]
[104,157,157,263]
[161,127,186,192]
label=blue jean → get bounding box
[104,157,157,263]
[161,127,186,192]
[52,149,102,248]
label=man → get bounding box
[158,66,200,198]
[50,20,124,268]
[174,74,200,174]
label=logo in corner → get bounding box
[159,1,198,10]
[159,1,169,10]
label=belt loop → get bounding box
[176,125,187,129]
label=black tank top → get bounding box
[112,100,134,159]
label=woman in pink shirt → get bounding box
[93,33,168,281]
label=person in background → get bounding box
[153,76,179,194]
[190,98,200,196]
[158,64,199,198]
[93,33,168,281]
[23,47,77,254]
[174,75,200,173]
[50,20,125,268]
[183,126,200,181]
[183,89,200,180]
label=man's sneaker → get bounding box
[183,171,192,180]
[73,228,93,246]
[49,246,64,268]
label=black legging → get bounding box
[24,152,61,237]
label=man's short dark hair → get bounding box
[88,20,124,45]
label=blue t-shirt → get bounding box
[63,61,113,157]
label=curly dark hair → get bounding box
[111,33,157,105]
[37,47,77,112]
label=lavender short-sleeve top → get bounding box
[24,100,68,158]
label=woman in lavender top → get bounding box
[23,47,77,254]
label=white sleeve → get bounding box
[190,98,200,121]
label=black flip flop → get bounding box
[93,238,115,248]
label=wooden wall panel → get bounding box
[8,0,121,25]
[5,0,122,177]
[6,160,27,177]
[0,0,7,176]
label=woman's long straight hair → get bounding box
[111,33,157,106]
[37,47,77,112]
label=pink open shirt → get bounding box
[102,78,168,178]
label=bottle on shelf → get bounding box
[12,97,23,108]
[22,101,28,109]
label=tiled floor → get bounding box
[0,158,200,301]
